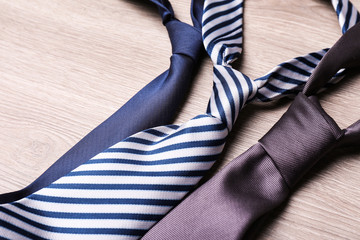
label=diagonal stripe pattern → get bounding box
[0,0,359,239]
[332,0,360,34]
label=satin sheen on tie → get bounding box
[0,0,358,239]
[141,22,360,240]
[0,0,203,202]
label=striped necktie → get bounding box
[141,22,360,240]
[333,0,360,34]
[0,0,358,239]
[0,0,203,203]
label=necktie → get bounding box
[141,21,360,240]
[333,0,360,34]
[0,0,358,239]
[0,0,203,203]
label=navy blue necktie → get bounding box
[0,0,204,203]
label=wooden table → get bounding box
[1,0,359,239]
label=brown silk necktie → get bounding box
[141,22,360,240]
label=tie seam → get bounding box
[258,142,291,190]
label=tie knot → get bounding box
[150,0,175,25]
[166,21,203,60]
[202,0,244,65]
[259,94,343,188]
[206,65,257,131]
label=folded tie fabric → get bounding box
[334,0,360,34]
[141,22,360,240]
[0,0,359,239]
[0,0,204,203]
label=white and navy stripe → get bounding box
[0,116,228,239]
[332,0,360,33]
[202,0,244,65]
[206,65,257,131]
[253,49,346,101]
[0,0,359,239]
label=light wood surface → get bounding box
[0,0,359,239]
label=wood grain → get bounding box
[0,0,359,239]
